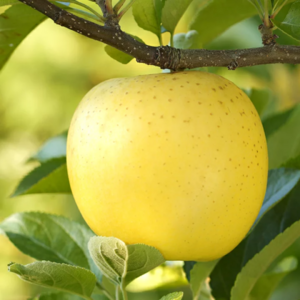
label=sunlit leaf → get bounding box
[161,0,193,34]
[273,0,300,41]
[231,221,300,300]
[0,0,19,6]
[88,236,165,286]
[189,0,256,45]
[28,291,85,300]
[0,212,102,281]
[12,157,71,196]
[249,256,297,300]
[8,261,96,299]
[0,3,45,71]
[132,0,164,41]
[190,260,218,299]
[159,291,184,300]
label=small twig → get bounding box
[114,0,127,13]
[58,0,104,22]
[121,281,128,300]
[263,0,270,27]
[18,0,300,71]
[271,0,289,18]
[117,0,137,20]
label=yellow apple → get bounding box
[67,71,268,261]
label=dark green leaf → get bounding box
[104,36,144,64]
[0,3,45,71]
[245,88,272,117]
[161,0,193,34]
[267,105,300,169]
[12,157,71,197]
[88,236,165,286]
[189,0,256,45]
[283,154,300,170]
[0,212,102,281]
[255,168,300,223]
[263,106,296,138]
[249,256,297,300]
[8,261,96,299]
[210,171,300,299]
[159,292,184,300]
[31,131,67,163]
[231,221,300,300]
[273,1,300,41]
[190,260,218,299]
[183,261,196,281]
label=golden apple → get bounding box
[67,71,268,261]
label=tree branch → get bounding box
[19,0,300,71]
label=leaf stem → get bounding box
[115,285,120,300]
[264,0,270,27]
[121,282,128,300]
[114,0,127,13]
[170,32,174,48]
[271,0,289,18]
[96,282,114,300]
[117,0,137,20]
[61,0,105,22]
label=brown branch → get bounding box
[19,0,300,71]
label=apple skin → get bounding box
[67,71,268,261]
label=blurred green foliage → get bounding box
[0,2,300,299]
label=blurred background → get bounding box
[1,2,300,299]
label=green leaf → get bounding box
[161,0,193,34]
[183,261,197,281]
[29,292,84,300]
[104,36,144,64]
[267,104,300,169]
[273,1,300,41]
[159,292,184,300]
[231,221,300,300]
[0,3,46,71]
[88,236,165,286]
[263,106,296,138]
[255,168,300,223]
[173,30,200,49]
[12,157,71,197]
[0,212,102,281]
[0,0,19,6]
[31,131,68,163]
[189,0,256,45]
[210,170,300,300]
[132,0,164,40]
[283,154,300,169]
[249,256,297,300]
[8,261,96,299]
[190,260,218,299]
[245,88,272,117]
